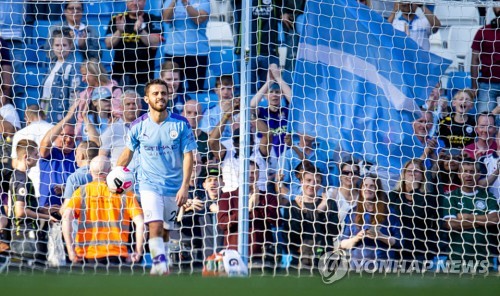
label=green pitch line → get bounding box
[1,273,499,296]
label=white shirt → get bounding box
[481,153,500,204]
[42,61,63,99]
[0,103,21,130]
[392,14,432,50]
[221,139,269,193]
[100,119,137,170]
[10,120,54,197]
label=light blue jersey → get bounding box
[198,104,233,140]
[163,0,211,56]
[127,113,198,196]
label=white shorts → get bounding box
[140,190,178,230]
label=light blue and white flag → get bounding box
[290,0,451,173]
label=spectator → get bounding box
[278,132,330,201]
[234,0,280,94]
[438,89,476,150]
[198,75,236,140]
[218,161,279,262]
[161,61,186,114]
[182,165,224,260]
[80,87,114,146]
[325,159,360,227]
[11,105,54,198]
[41,29,81,124]
[209,102,270,193]
[105,0,161,96]
[340,173,401,266]
[389,158,439,262]
[182,99,210,162]
[285,161,339,268]
[250,64,292,158]
[100,90,142,168]
[281,0,306,81]
[9,139,58,261]
[434,149,462,196]
[478,128,500,203]
[389,2,441,51]
[62,156,144,264]
[162,0,210,92]
[39,102,78,208]
[0,76,20,207]
[76,59,123,141]
[44,0,100,61]
[464,112,498,160]
[411,110,443,169]
[442,159,499,264]
[0,37,13,97]
[0,1,26,69]
[471,6,500,114]
[59,140,99,214]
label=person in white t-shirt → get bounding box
[388,2,441,50]
[10,105,54,198]
[0,82,21,203]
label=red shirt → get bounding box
[464,140,498,160]
[471,25,500,83]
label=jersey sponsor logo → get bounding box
[475,200,486,210]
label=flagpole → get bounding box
[237,0,252,267]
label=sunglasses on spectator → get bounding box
[342,170,360,176]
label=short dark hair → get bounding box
[215,75,233,88]
[78,140,99,161]
[476,111,496,124]
[161,60,181,74]
[144,79,169,97]
[63,1,84,11]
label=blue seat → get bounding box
[85,1,115,16]
[186,91,219,113]
[446,71,471,99]
[33,20,62,48]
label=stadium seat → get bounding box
[85,1,115,16]
[144,0,162,17]
[446,25,480,61]
[445,71,472,99]
[206,21,234,47]
[186,91,219,112]
[434,4,480,27]
[209,0,233,22]
[32,20,62,48]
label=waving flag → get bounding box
[290,0,451,173]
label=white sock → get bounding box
[149,237,167,265]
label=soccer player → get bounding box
[117,79,197,275]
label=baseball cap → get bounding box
[91,87,112,101]
[205,166,221,177]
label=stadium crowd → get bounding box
[0,0,499,273]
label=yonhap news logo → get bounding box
[318,250,349,284]
[318,253,492,284]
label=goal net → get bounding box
[0,0,499,277]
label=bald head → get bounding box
[90,156,112,180]
[182,99,202,129]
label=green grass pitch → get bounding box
[1,273,499,295]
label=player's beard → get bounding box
[150,100,168,113]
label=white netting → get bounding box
[0,0,499,277]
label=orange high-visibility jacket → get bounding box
[67,181,143,259]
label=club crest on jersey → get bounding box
[475,200,486,210]
[170,130,179,139]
